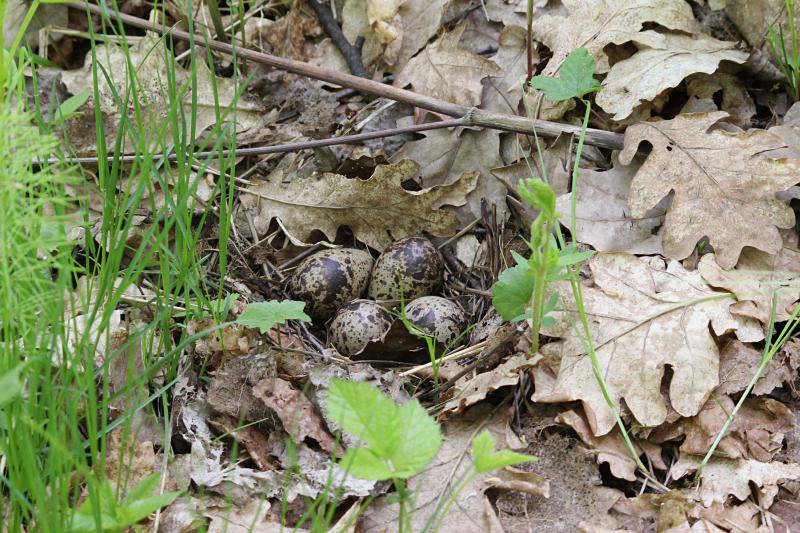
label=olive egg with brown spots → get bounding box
[368,236,443,302]
[287,248,373,321]
[328,300,393,357]
[405,296,467,346]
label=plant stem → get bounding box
[37,118,466,165]
[528,220,550,354]
[695,299,800,480]
[205,0,229,43]
[425,471,476,533]
[526,0,534,85]
[570,100,592,239]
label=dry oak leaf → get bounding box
[595,31,748,121]
[392,127,506,223]
[532,253,763,437]
[672,456,800,507]
[619,112,800,269]
[698,248,800,324]
[342,0,444,71]
[483,0,537,27]
[596,32,748,121]
[441,354,540,415]
[61,33,262,156]
[394,21,502,107]
[239,160,476,250]
[530,0,695,119]
[717,340,800,397]
[681,72,756,129]
[533,0,695,74]
[558,410,666,482]
[481,25,532,114]
[651,395,795,463]
[555,155,666,255]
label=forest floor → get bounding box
[3,0,800,531]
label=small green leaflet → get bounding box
[518,179,556,218]
[69,474,181,532]
[530,47,600,101]
[0,363,25,407]
[236,300,311,333]
[325,379,442,481]
[471,430,537,474]
[491,250,536,322]
[51,90,90,126]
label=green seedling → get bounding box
[326,378,442,482]
[69,474,181,532]
[325,379,536,532]
[491,178,593,353]
[511,45,657,482]
[236,299,311,333]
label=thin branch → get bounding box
[307,0,369,78]
[65,2,626,151]
[39,118,464,165]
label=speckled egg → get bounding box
[287,248,373,320]
[405,296,467,346]
[368,237,443,302]
[328,300,394,356]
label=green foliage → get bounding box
[50,89,91,126]
[767,0,800,101]
[471,430,537,474]
[0,364,25,407]
[325,379,442,480]
[492,252,536,322]
[530,47,600,102]
[522,43,654,481]
[1,3,248,529]
[236,299,311,333]
[69,475,181,532]
[491,178,593,349]
[324,379,539,532]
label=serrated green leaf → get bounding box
[236,300,310,333]
[530,47,600,101]
[326,379,441,480]
[341,447,395,480]
[325,379,400,458]
[471,430,537,474]
[389,399,443,479]
[492,259,535,322]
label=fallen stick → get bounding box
[66,2,625,151]
[307,0,369,78]
[40,118,465,165]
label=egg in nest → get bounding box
[288,248,373,320]
[368,236,443,302]
[328,300,394,357]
